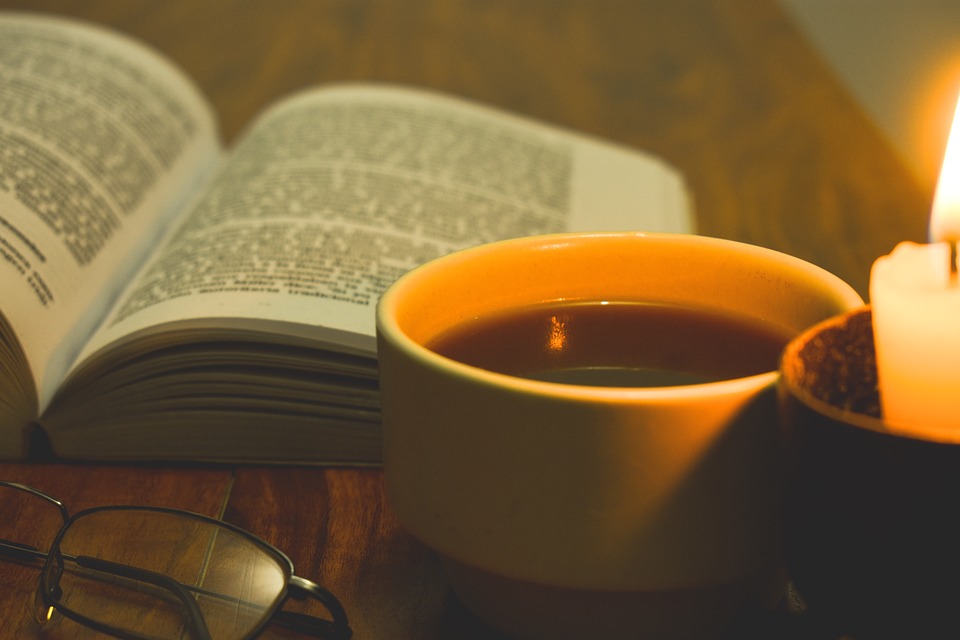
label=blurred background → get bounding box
[779,0,960,194]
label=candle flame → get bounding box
[930,88,960,242]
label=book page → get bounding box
[71,84,693,382]
[0,13,221,417]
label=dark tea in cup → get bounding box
[428,301,794,388]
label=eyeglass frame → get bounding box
[0,480,352,640]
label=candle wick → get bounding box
[951,239,959,286]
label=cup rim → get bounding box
[378,231,862,402]
[780,307,888,434]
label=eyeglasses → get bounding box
[0,480,352,640]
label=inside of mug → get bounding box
[389,233,860,349]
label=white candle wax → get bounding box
[870,241,960,436]
[870,89,960,437]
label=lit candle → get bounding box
[870,90,960,438]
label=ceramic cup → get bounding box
[376,232,862,639]
[780,306,960,640]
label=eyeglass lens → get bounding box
[46,508,288,640]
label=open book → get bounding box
[0,12,694,464]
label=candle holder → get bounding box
[779,306,960,640]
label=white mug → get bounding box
[377,232,862,639]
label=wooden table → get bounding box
[0,0,932,638]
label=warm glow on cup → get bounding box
[377,232,861,640]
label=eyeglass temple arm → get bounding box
[0,481,68,567]
[0,482,68,565]
[0,539,48,563]
[0,481,70,565]
[71,555,213,640]
[0,481,69,521]
[280,575,353,639]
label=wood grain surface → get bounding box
[0,0,933,637]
